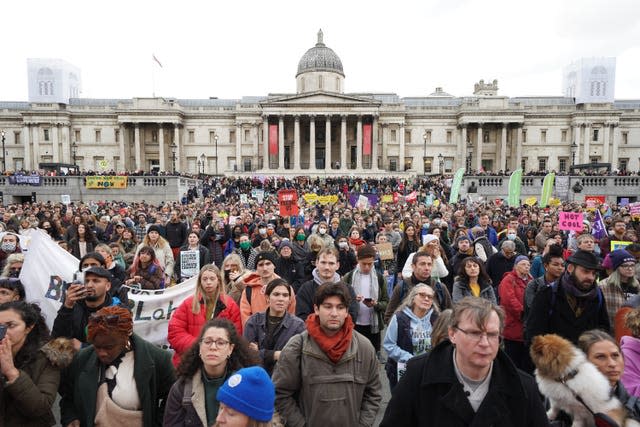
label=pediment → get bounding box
[263,91,380,106]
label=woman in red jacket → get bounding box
[498,255,532,372]
[168,264,242,366]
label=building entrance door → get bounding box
[150,159,160,173]
[315,148,325,169]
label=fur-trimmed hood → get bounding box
[40,337,77,369]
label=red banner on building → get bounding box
[269,124,278,156]
[278,189,299,217]
[363,123,372,156]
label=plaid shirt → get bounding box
[599,277,639,328]
[133,223,148,242]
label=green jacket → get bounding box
[60,333,176,427]
[342,269,389,331]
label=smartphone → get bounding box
[0,324,7,341]
[73,271,85,285]
[363,298,372,304]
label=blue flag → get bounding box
[592,209,608,240]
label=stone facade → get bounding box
[1,36,640,176]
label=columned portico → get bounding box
[582,122,591,164]
[309,116,316,171]
[325,116,331,170]
[356,116,363,170]
[158,123,165,172]
[476,124,483,171]
[340,115,347,170]
[294,116,301,170]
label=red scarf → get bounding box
[305,313,354,364]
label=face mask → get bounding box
[338,242,348,249]
[259,228,267,236]
[296,234,306,241]
[1,242,16,253]
[239,241,251,250]
[234,231,241,237]
[507,233,516,240]
[319,228,326,235]
[423,224,429,229]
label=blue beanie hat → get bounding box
[514,255,529,266]
[216,366,275,422]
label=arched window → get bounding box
[37,67,54,96]
[590,66,608,98]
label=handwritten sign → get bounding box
[630,202,640,219]
[611,241,632,252]
[376,242,394,261]
[558,212,584,231]
[180,250,200,279]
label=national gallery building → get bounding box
[1,31,639,176]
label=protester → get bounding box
[0,278,25,303]
[177,231,211,282]
[136,225,175,283]
[68,223,98,260]
[125,245,166,289]
[380,297,548,426]
[599,249,639,328]
[0,301,74,426]
[273,282,382,427]
[60,305,175,427]
[621,308,640,397]
[243,278,305,375]
[221,253,250,304]
[168,264,242,366]
[451,257,496,304]
[163,318,260,427]
[0,252,23,278]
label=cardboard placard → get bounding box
[376,242,394,260]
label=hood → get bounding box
[312,268,340,285]
[401,305,434,323]
[621,335,640,355]
[242,271,280,288]
[40,337,77,369]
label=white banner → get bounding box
[21,231,197,348]
[180,250,200,280]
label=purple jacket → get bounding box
[621,335,640,397]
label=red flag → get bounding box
[269,124,278,156]
[363,123,372,156]
[393,192,399,203]
[406,191,418,203]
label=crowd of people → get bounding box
[1,174,640,426]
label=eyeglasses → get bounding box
[454,326,501,343]
[89,314,121,326]
[620,263,636,269]
[416,292,434,300]
[200,338,230,349]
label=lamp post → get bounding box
[466,141,473,174]
[72,141,77,167]
[213,134,219,175]
[199,153,205,176]
[438,153,444,176]
[570,141,577,169]
[170,142,177,174]
[423,131,428,175]
[1,130,5,173]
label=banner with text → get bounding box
[558,211,584,231]
[278,189,299,217]
[8,175,42,186]
[302,193,339,205]
[85,176,128,189]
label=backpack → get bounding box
[245,285,252,306]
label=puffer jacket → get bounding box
[499,270,532,342]
[167,294,242,366]
[0,338,75,427]
[273,330,382,427]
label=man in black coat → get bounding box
[381,297,549,427]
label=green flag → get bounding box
[540,172,555,207]
[448,168,465,204]
[508,169,523,208]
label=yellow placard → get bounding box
[302,193,338,204]
[525,197,537,206]
[381,195,393,203]
[85,176,128,189]
[611,241,632,252]
[549,198,561,207]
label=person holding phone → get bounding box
[51,266,116,350]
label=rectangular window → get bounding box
[446,131,452,143]
[593,129,599,141]
[623,132,628,145]
[405,130,411,144]
[14,131,21,145]
[151,131,158,142]
[561,130,567,142]
[541,130,547,143]
[590,157,599,164]
[74,129,81,142]
[229,130,236,144]
[210,131,217,144]
[522,129,527,143]
[95,129,101,143]
[619,158,629,171]
[423,158,432,173]
[94,157,104,170]
[521,157,527,171]
[188,130,195,143]
[243,159,252,172]
[43,129,50,141]
[115,130,120,143]
[389,158,397,171]
[390,129,397,142]
[559,158,567,172]
[424,130,432,143]
[538,157,547,171]
[244,129,250,142]
[444,158,454,172]
[14,158,23,171]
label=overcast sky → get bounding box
[1,0,638,101]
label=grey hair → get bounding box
[397,283,440,314]
[501,240,516,251]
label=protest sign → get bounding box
[630,202,640,219]
[278,189,299,216]
[180,250,200,279]
[558,212,584,231]
[61,195,71,205]
[376,242,394,260]
[611,241,632,252]
[85,176,127,189]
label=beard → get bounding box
[570,270,595,291]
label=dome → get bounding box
[296,29,344,77]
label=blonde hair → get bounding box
[142,232,169,248]
[625,308,640,338]
[221,253,246,291]
[191,264,224,314]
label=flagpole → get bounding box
[151,56,156,97]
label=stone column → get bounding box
[372,115,379,170]
[582,122,591,164]
[262,116,269,170]
[461,125,468,171]
[32,125,40,168]
[340,115,347,170]
[602,122,610,163]
[572,124,580,167]
[158,123,166,172]
[476,124,483,172]
[22,124,31,171]
[278,116,285,171]
[52,124,60,162]
[611,123,620,169]
[294,115,301,171]
[382,124,388,170]
[62,125,70,164]
[236,124,242,172]
[500,123,507,172]
[516,125,523,171]
[173,124,180,173]
[399,124,405,172]
[356,116,363,170]
[252,122,259,171]
[325,116,331,170]
[309,116,316,170]
[134,124,141,171]
[119,124,127,172]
